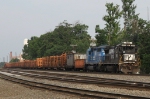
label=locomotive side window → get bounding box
[89,51,91,55]
[123,46,135,53]
[104,49,109,54]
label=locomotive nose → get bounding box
[128,55,131,60]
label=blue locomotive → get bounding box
[85,42,140,74]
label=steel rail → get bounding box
[2,69,150,91]
[14,68,150,76]
[0,73,149,99]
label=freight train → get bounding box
[4,42,140,74]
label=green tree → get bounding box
[22,44,30,59]
[135,19,150,74]
[95,3,122,46]
[138,21,150,55]
[121,0,150,73]
[10,58,19,63]
[22,36,39,59]
[95,25,107,46]
[22,21,91,60]
[141,54,150,74]
[122,0,139,43]
[71,21,91,53]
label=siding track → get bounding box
[0,72,149,99]
[2,69,150,91]
[0,69,150,98]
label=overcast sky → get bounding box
[0,0,149,62]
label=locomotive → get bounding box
[4,42,140,74]
[85,42,140,74]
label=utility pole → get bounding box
[7,55,8,63]
[15,52,16,56]
[3,57,5,62]
[148,7,149,21]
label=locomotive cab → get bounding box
[98,46,119,72]
[118,42,140,74]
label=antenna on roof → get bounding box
[148,7,149,21]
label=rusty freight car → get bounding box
[66,53,86,70]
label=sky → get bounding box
[0,0,149,62]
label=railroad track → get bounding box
[8,68,150,76]
[2,69,150,91]
[0,72,149,99]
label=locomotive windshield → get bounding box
[122,46,135,54]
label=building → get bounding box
[9,39,28,62]
[9,52,23,61]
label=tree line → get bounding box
[22,21,91,60]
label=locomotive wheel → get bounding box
[114,66,119,73]
[104,67,107,72]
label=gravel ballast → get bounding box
[1,70,150,98]
[37,71,150,83]
[21,75,150,98]
[0,79,79,99]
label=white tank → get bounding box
[24,39,28,45]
